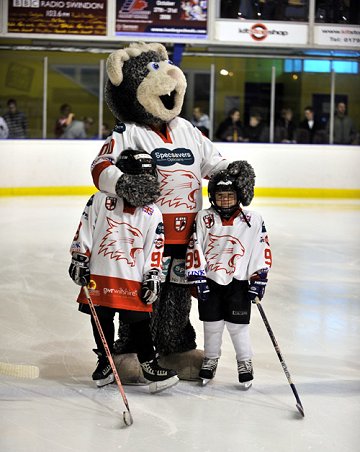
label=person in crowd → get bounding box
[62,116,94,139]
[54,104,74,138]
[243,112,269,143]
[297,106,324,144]
[275,107,297,143]
[3,99,27,138]
[191,106,210,137]
[327,102,357,145]
[0,114,9,139]
[215,108,244,142]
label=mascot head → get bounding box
[105,42,187,128]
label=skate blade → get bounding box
[239,381,252,390]
[200,378,212,386]
[149,375,179,394]
[95,373,115,387]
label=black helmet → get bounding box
[208,170,239,219]
[116,149,157,176]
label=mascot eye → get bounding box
[147,62,160,71]
[167,59,174,65]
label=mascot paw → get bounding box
[113,353,148,385]
[115,173,160,207]
[227,160,256,206]
[158,349,204,381]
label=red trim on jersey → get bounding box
[92,161,112,189]
[150,125,173,143]
[77,275,152,312]
[163,212,197,245]
[220,209,241,226]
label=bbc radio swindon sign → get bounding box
[8,0,107,36]
[115,0,207,39]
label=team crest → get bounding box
[175,216,187,232]
[105,196,117,211]
[203,214,214,229]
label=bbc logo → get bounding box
[13,0,40,7]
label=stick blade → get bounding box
[0,362,39,379]
[123,410,133,426]
[296,403,305,417]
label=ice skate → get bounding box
[199,357,219,385]
[237,359,253,389]
[92,349,114,387]
[140,358,179,393]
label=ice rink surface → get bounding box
[0,196,359,452]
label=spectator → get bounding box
[327,102,357,145]
[243,112,269,143]
[0,114,9,139]
[191,106,210,137]
[215,108,244,142]
[298,106,324,144]
[54,104,74,138]
[275,107,297,143]
[62,116,94,139]
[3,99,27,138]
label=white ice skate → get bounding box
[237,359,253,390]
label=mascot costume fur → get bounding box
[90,42,255,382]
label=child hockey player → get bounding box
[69,149,178,393]
[185,169,272,388]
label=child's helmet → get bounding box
[116,149,157,176]
[208,170,239,219]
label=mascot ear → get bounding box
[107,42,169,87]
[106,49,130,86]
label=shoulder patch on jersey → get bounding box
[262,221,267,233]
[142,205,154,215]
[203,213,214,229]
[114,123,126,134]
[86,195,94,207]
[156,222,164,234]
[105,196,117,211]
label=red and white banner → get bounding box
[215,20,308,45]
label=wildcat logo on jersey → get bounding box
[205,233,245,275]
[98,218,143,267]
[105,196,117,211]
[157,169,201,210]
[203,214,214,229]
[175,216,187,232]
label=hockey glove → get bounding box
[69,253,90,286]
[141,269,161,305]
[187,275,210,302]
[248,280,267,303]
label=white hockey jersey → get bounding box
[70,193,164,312]
[91,117,228,245]
[186,207,272,286]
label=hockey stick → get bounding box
[83,286,134,426]
[255,299,305,417]
[0,362,39,379]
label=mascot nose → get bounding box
[167,67,182,82]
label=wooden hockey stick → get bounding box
[83,286,134,426]
[255,298,305,417]
[0,362,39,379]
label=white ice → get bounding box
[0,196,359,452]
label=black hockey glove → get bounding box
[187,275,210,302]
[69,253,90,286]
[248,280,267,303]
[141,269,161,305]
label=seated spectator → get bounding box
[3,99,27,138]
[327,102,357,145]
[243,112,269,143]
[54,104,74,138]
[297,106,324,144]
[0,114,9,139]
[191,106,210,137]
[215,108,244,142]
[275,107,297,143]
[62,116,94,139]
